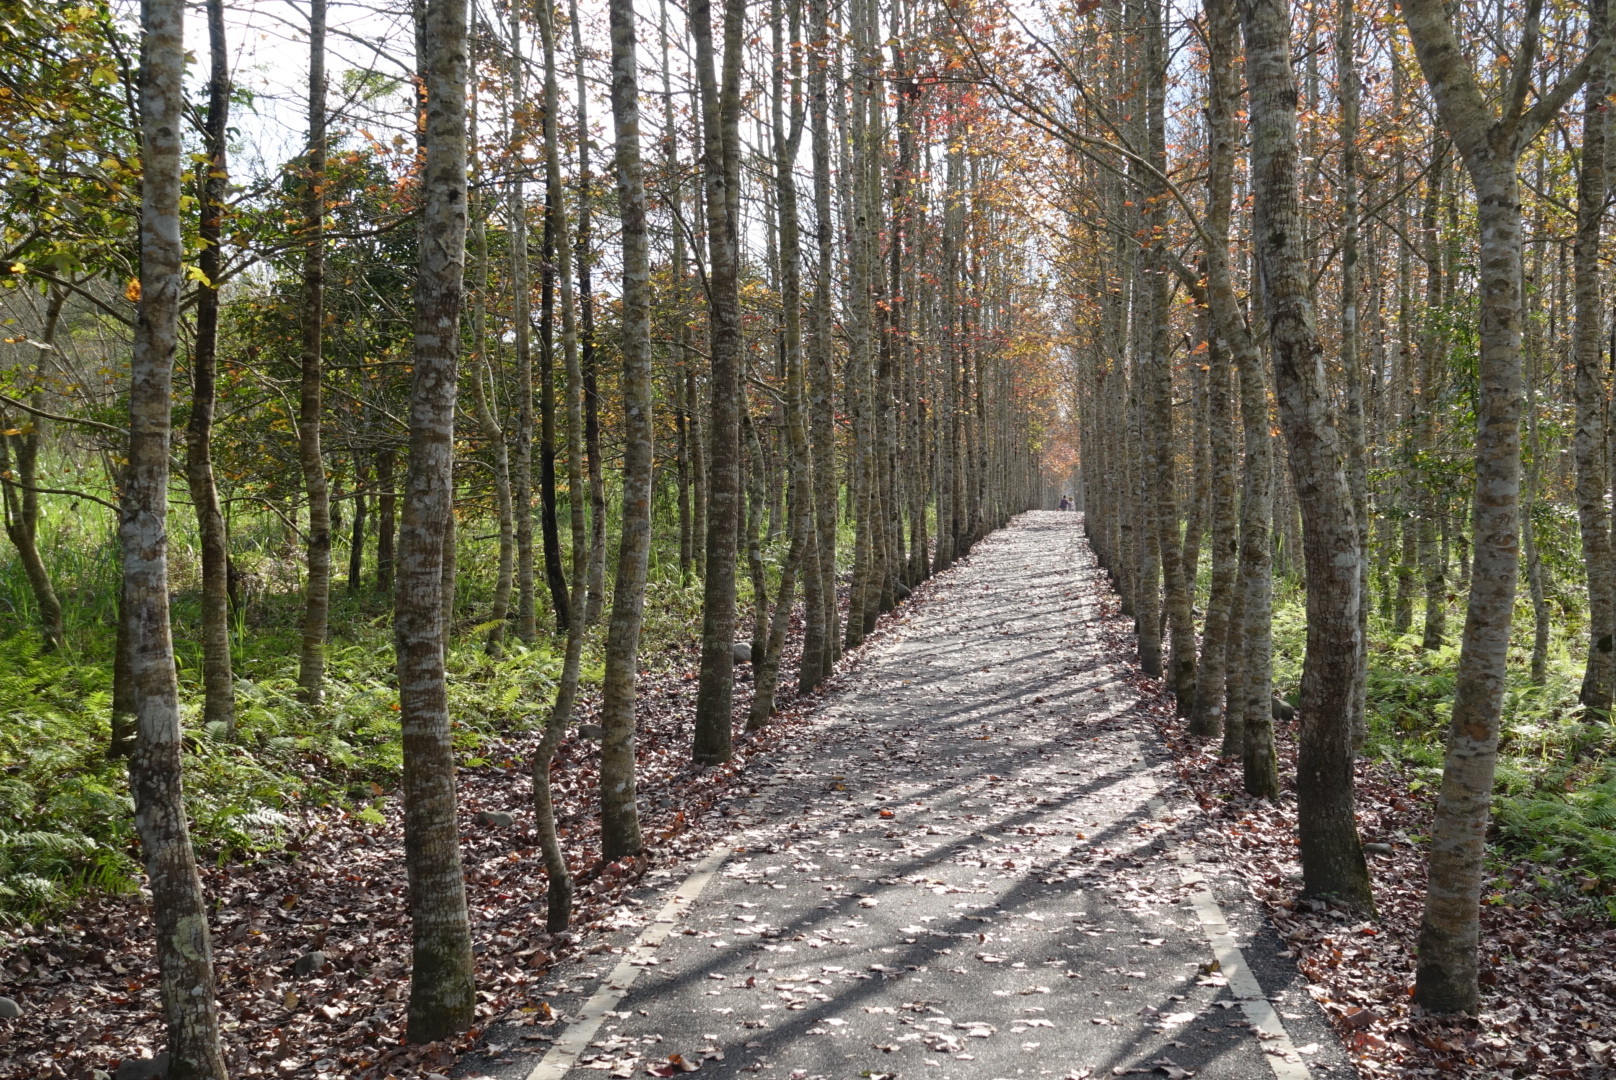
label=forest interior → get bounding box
[2,0,1616,1073]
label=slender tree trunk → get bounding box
[1189,304,1237,739]
[1203,0,1272,775]
[599,0,652,860]
[1243,0,1371,908]
[690,0,746,766]
[1573,0,1613,712]
[538,190,570,632]
[751,0,809,726]
[347,455,367,590]
[532,0,581,926]
[125,0,229,1069]
[1,291,67,653]
[1140,0,1195,704]
[468,86,514,651]
[376,446,396,593]
[806,0,841,681]
[571,0,607,627]
[1417,148,1449,653]
[186,0,233,730]
[297,0,332,707]
[1337,0,1370,752]
[400,0,475,1040]
[510,8,539,642]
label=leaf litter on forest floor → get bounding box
[1114,577,1616,1078]
[0,592,881,1080]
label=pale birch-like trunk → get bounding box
[799,0,836,690]
[751,0,809,726]
[1204,0,1273,788]
[126,0,229,1068]
[1143,0,1194,704]
[1337,0,1370,751]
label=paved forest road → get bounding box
[471,512,1352,1080]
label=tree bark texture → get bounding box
[1242,0,1373,910]
[599,0,652,860]
[398,0,475,1041]
[126,0,230,1069]
[690,0,745,766]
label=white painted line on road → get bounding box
[1174,848,1313,1080]
[524,840,734,1080]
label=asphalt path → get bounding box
[465,512,1355,1080]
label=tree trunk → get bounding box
[1337,0,1370,752]
[690,0,746,766]
[1243,0,1372,909]
[399,0,475,1040]
[756,0,811,721]
[125,0,229,1069]
[538,190,570,633]
[1204,0,1273,788]
[599,0,653,860]
[376,446,396,593]
[1417,148,1449,653]
[510,7,539,642]
[572,0,607,628]
[1573,0,1613,712]
[805,0,840,683]
[347,456,367,591]
[531,0,581,928]
[297,0,332,708]
[1,291,67,653]
[1142,0,1195,704]
[186,0,233,730]
[468,85,514,652]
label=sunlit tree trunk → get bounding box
[1243,0,1370,904]
[798,0,835,690]
[752,0,808,726]
[125,0,229,1068]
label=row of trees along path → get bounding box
[5,0,1616,1073]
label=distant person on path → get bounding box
[1058,495,1072,511]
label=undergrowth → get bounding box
[0,489,801,923]
[1266,577,1616,918]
